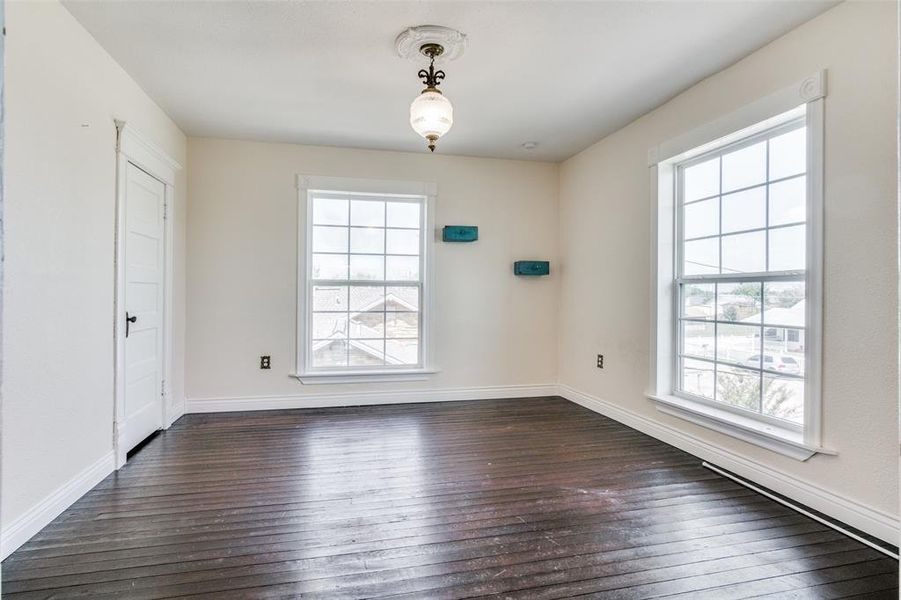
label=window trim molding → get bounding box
[293,175,437,384]
[648,71,829,459]
[649,394,835,462]
[647,70,826,167]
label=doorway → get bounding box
[114,121,181,468]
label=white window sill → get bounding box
[647,394,835,461]
[293,369,439,385]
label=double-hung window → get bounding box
[296,176,435,383]
[677,119,807,424]
[650,72,827,460]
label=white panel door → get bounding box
[122,162,165,453]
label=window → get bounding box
[296,176,435,383]
[649,72,826,460]
[677,118,807,427]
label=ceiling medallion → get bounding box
[395,25,467,62]
[396,26,466,153]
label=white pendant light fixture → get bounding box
[396,26,467,153]
[409,44,452,152]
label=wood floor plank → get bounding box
[3,397,896,599]
[658,559,898,599]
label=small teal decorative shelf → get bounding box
[443,225,478,242]
[514,261,550,276]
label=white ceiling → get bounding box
[63,1,837,162]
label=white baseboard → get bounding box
[558,383,899,546]
[185,383,559,413]
[1,451,115,560]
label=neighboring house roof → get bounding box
[740,299,805,328]
[312,337,408,365]
[312,292,419,365]
[685,304,715,319]
[686,294,760,319]
[312,336,412,365]
[718,294,758,306]
[351,292,417,316]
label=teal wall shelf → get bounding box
[514,261,550,276]
[443,225,479,242]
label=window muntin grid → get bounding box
[306,191,426,371]
[675,118,807,427]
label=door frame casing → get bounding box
[113,120,182,469]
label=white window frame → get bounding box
[294,175,438,384]
[647,71,834,461]
[674,117,808,428]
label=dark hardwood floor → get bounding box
[3,397,897,599]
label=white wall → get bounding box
[557,0,898,538]
[1,0,187,553]
[186,139,558,404]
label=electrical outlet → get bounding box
[260,355,271,369]
[596,354,604,369]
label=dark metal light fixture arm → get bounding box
[418,57,445,90]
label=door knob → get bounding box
[126,312,137,337]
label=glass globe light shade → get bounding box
[410,90,453,151]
